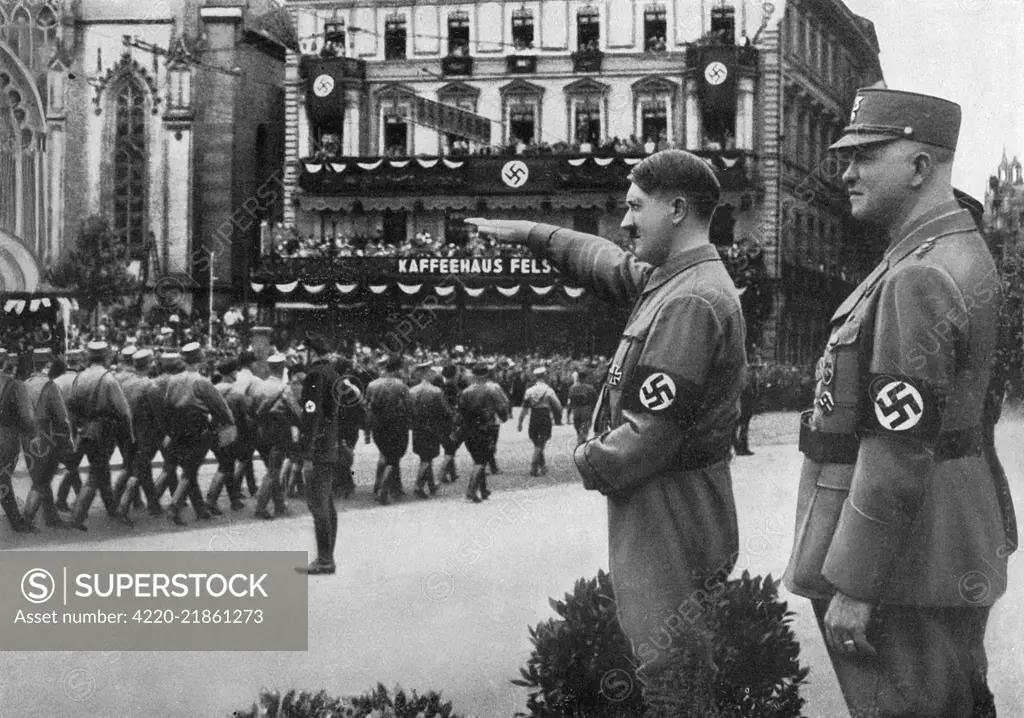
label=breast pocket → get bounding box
[814,316,864,434]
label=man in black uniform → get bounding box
[332,355,363,500]
[297,334,342,575]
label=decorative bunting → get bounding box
[442,159,464,169]
[41,298,51,307]
[369,284,389,294]
[594,157,615,167]
[530,285,554,296]
[721,156,740,169]
[623,157,643,165]
[29,299,40,311]
[568,158,587,167]
[389,160,411,168]
[250,282,265,293]
[417,158,439,169]
[336,283,358,294]
[276,281,299,294]
[496,285,520,297]
[330,163,347,173]
[398,283,423,294]
[305,163,323,173]
[357,160,383,171]
[435,285,456,297]
[463,286,485,297]
[304,284,326,294]
[564,286,585,299]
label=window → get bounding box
[710,5,735,45]
[112,78,149,267]
[445,210,471,246]
[512,9,534,50]
[383,113,408,155]
[382,209,408,245]
[574,99,601,145]
[577,6,600,51]
[441,96,477,154]
[314,118,344,159]
[34,6,58,70]
[10,7,31,67]
[385,14,407,60]
[448,11,469,56]
[322,21,345,57]
[509,104,536,145]
[640,100,667,146]
[644,4,667,51]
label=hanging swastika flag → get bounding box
[865,374,943,441]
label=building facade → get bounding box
[263,0,882,358]
[0,0,288,307]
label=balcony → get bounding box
[506,55,537,74]
[685,43,759,75]
[299,55,366,82]
[441,55,474,77]
[296,149,759,199]
[571,49,603,73]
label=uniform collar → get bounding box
[884,199,976,267]
[642,243,722,296]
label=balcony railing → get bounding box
[571,49,604,73]
[297,150,759,197]
[441,55,474,76]
[506,55,537,74]
[299,55,367,82]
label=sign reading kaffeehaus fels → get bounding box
[396,257,553,275]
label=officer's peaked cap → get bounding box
[829,88,961,152]
[132,348,154,363]
[120,345,137,358]
[87,341,109,357]
[267,353,286,365]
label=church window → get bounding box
[112,78,149,266]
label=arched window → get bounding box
[111,77,149,266]
[10,7,32,67]
[0,88,19,238]
[33,6,58,71]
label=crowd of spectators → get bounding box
[266,226,530,262]
[312,131,679,162]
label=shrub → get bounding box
[234,683,466,718]
[512,569,644,718]
[515,571,808,718]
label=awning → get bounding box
[298,195,421,212]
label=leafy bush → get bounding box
[515,571,808,718]
[513,569,644,718]
[234,683,466,718]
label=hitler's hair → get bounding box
[627,149,722,220]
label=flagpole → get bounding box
[208,251,215,349]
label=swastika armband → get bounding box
[863,373,944,442]
[621,365,699,424]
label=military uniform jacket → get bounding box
[784,201,1015,607]
[22,374,73,460]
[301,359,341,462]
[522,382,562,420]
[458,383,508,434]
[567,382,598,416]
[525,225,747,492]
[0,374,35,457]
[217,381,254,443]
[365,376,412,433]
[157,368,233,438]
[68,364,134,444]
[409,382,452,435]
[251,375,302,429]
[120,372,164,445]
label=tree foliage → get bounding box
[45,215,140,313]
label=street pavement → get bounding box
[2,411,1022,717]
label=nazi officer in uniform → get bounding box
[783,88,1014,716]
[467,150,747,706]
[297,334,343,575]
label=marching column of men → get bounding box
[1,337,602,535]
